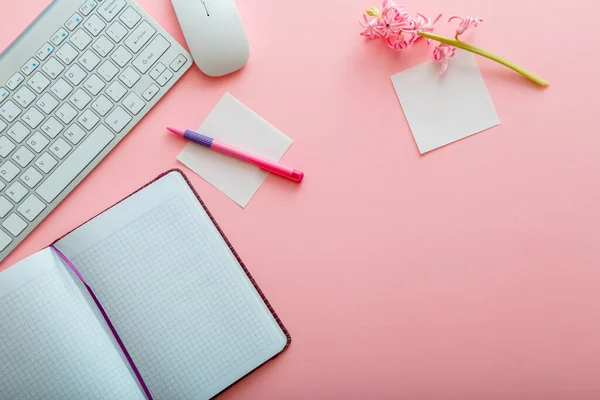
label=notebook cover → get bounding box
[52,168,291,397]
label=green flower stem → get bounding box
[417,31,549,87]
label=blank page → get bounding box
[55,171,287,400]
[0,248,146,400]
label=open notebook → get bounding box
[0,170,290,399]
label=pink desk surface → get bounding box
[2,0,599,398]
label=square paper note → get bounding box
[177,93,293,208]
[391,52,500,153]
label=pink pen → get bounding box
[167,127,304,183]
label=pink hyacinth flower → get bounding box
[433,44,456,75]
[360,15,382,39]
[404,13,442,45]
[382,0,411,27]
[449,16,483,36]
[382,0,403,14]
[409,13,438,33]
[375,3,411,38]
[386,33,410,50]
[376,11,403,38]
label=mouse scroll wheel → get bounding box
[201,0,210,16]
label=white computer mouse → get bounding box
[171,0,250,77]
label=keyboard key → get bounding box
[7,121,29,143]
[120,7,141,28]
[83,74,105,96]
[0,100,21,123]
[92,35,114,57]
[13,86,36,108]
[64,124,86,144]
[50,78,73,100]
[6,182,28,202]
[122,92,145,115]
[70,89,92,110]
[37,124,114,202]
[65,13,83,31]
[0,136,15,157]
[105,106,132,133]
[18,194,46,221]
[0,1,190,257]
[111,46,132,68]
[119,67,140,88]
[56,43,78,65]
[21,167,44,188]
[97,60,119,81]
[40,117,63,138]
[21,58,40,76]
[3,213,27,236]
[0,161,20,182]
[56,103,78,124]
[133,35,170,73]
[51,28,69,45]
[35,152,57,173]
[84,14,106,36]
[70,29,93,50]
[0,197,13,218]
[106,20,128,43]
[156,69,174,87]
[106,81,127,102]
[65,64,87,85]
[0,229,11,250]
[37,93,60,114]
[149,62,166,80]
[124,21,156,53]
[22,108,45,129]
[27,131,50,153]
[92,95,113,116]
[79,50,101,71]
[50,138,72,159]
[12,147,35,168]
[6,73,25,90]
[98,0,126,22]
[0,88,8,103]
[36,43,54,61]
[170,54,188,72]
[79,0,97,16]
[27,72,51,93]
[78,109,100,130]
[142,84,159,101]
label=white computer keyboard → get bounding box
[0,0,193,261]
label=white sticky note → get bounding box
[391,52,500,153]
[177,93,293,208]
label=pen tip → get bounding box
[166,127,184,137]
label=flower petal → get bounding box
[450,15,483,36]
[359,15,382,39]
[440,58,448,75]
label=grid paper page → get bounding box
[0,248,146,400]
[55,172,287,400]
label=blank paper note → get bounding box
[391,52,500,153]
[177,93,293,208]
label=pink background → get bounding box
[2,0,599,398]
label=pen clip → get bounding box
[260,166,304,182]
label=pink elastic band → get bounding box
[50,245,153,400]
